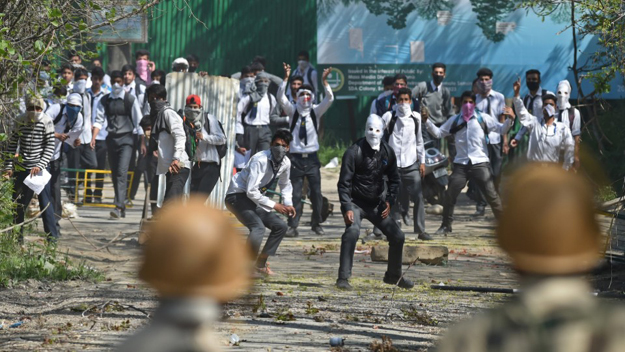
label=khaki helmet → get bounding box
[497,164,602,275]
[139,196,251,302]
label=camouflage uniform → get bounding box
[436,277,625,352]
[117,299,223,352]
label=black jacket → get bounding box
[337,138,400,211]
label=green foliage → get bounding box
[318,141,347,166]
[0,233,104,288]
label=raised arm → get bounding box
[312,67,335,118]
[512,79,536,132]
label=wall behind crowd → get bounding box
[125,0,370,144]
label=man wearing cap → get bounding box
[5,95,59,242]
[278,63,334,237]
[435,164,625,352]
[172,57,189,73]
[336,115,412,291]
[512,79,575,169]
[555,79,582,170]
[235,72,279,157]
[225,130,296,276]
[117,197,251,352]
[185,94,227,196]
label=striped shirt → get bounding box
[7,113,55,170]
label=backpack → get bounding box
[558,106,576,131]
[383,111,420,143]
[448,111,490,144]
[205,114,228,161]
[52,104,80,133]
[289,109,318,136]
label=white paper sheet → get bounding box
[23,169,52,195]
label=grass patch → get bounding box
[0,233,104,287]
[318,141,348,166]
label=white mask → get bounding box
[396,103,411,117]
[364,115,384,151]
[152,80,161,85]
[298,60,308,71]
[26,111,41,122]
[112,83,124,95]
[556,80,571,110]
[73,79,87,94]
[543,104,556,119]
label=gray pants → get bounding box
[443,162,502,226]
[339,200,405,280]
[225,193,287,266]
[49,158,62,226]
[476,143,503,209]
[288,153,323,229]
[392,162,425,234]
[243,125,272,156]
[149,168,191,215]
[106,134,134,210]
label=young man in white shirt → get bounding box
[288,50,318,101]
[86,67,110,203]
[278,63,334,237]
[235,72,279,157]
[184,95,227,196]
[425,91,515,235]
[225,130,296,276]
[509,69,554,164]
[512,79,575,168]
[474,67,506,216]
[555,80,582,170]
[146,84,191,210]
[381,88,431,240]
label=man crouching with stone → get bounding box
[336,115,413,291]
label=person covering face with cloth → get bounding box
[336,115,413,291]
[425,91,515,235]
[381,88,431,240]
[225,130,296,276]
[512,79,575,169]
[235,72,279,158]
[278,62,334,237]
[555,79,582,170]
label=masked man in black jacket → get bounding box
[336,115,413,291]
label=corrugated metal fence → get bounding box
[165,72,239,209]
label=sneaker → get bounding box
[336,278,353,291]
[121,208,126,218]
[383,274,414,289]
[373,227,383,238]
[417,232,433,241]
[285,227,299,238]
[402,214,413,227]
[435,225,452,235]
[312,225,325,236]
[110,208,121,219]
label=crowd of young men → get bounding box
[6,51,582,291]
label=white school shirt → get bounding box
[476,90,506,145]
[514,87,555,140]
[235,94,275,134]
[381,110,425,168]
[52,111,84,161]
[556,106,581,137]
[195,113,226,163]
[88,88,109,140]
[426,112,513,165]
[156,109,191,175]
[513,97,575,169]
[277,81,334,154]
[226,150,293,212]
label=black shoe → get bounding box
[93,197,102,204]
[383,274,414,289]
[110,208,121,219]
[336,279,353,291]
[121,208,126,218]
[402,214,413,227]
[373,227,383,238]
[312,225,325,236]
[417,232,433,241]
[435,225,452,235]
[473,206,486,217]
[285,227,299,238]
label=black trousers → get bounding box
[129,135,148,200]
[49,159,63,226]
[338,200,405,280]
[475,142,503,208]
[225,193,288,265]
[149,168,191,215]
[68,144,97,199]
[12,169,59,241]
[90,139,108,200]
[442,162,502,226]
[288,153,323,229]
[190,162,221,197]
